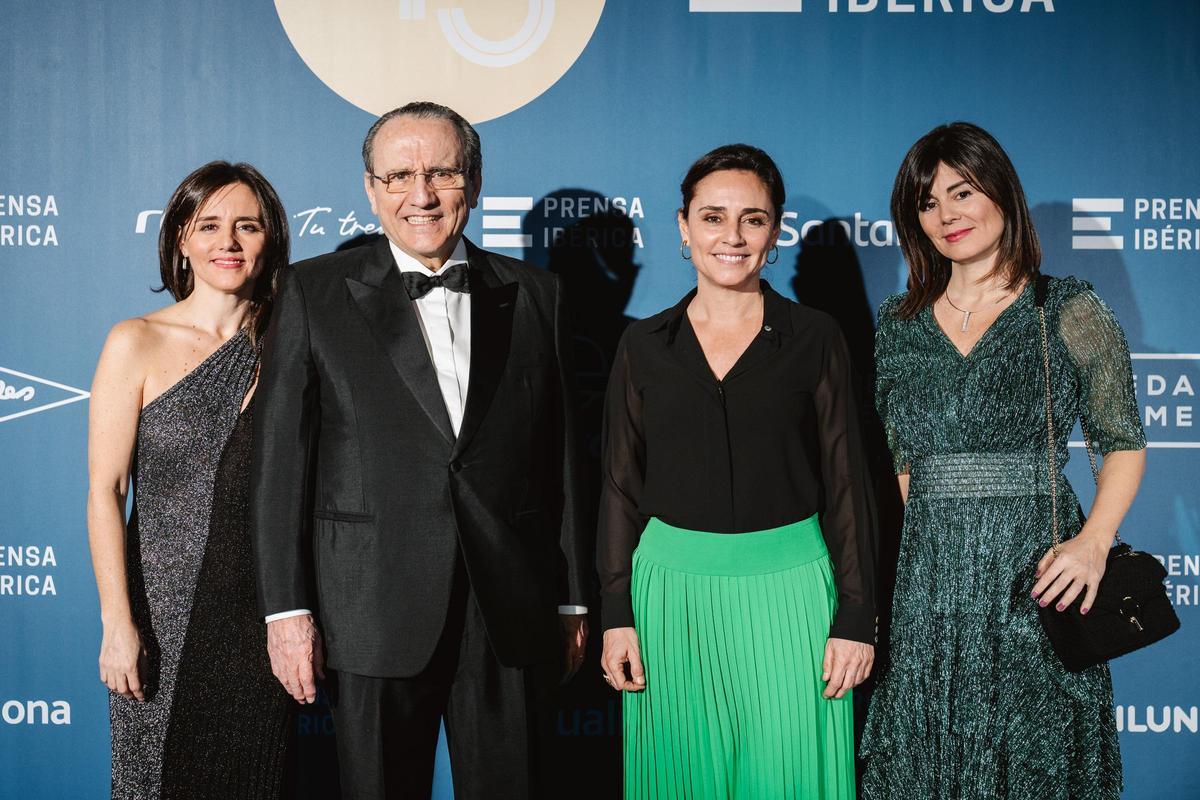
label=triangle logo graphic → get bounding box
[0,367,90,424]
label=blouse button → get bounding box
[763,325,773,333]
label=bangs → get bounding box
[891,122,1040,320]
[912,140,991,210]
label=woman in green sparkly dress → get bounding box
[861,122,1146,799]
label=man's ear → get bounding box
[467,170,482,209]
[363,172,379,216]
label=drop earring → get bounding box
[182,256,190,271]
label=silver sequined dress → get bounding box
[110,329,292,799]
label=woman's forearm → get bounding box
[87,321,146,630]
[1078,448,1146,546]
[87,488,134,626]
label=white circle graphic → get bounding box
[276,0,605,123]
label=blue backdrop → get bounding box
[1,1,1196,797]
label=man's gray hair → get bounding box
[361,101,483,178]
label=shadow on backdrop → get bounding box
[525,188,641,799]
[524,188,641,466]
[790,219,905,764]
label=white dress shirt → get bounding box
[266,238,584,623]
[392,239,472,436]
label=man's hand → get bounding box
[267,614,325,704]
[559,613,588,684]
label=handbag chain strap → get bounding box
[1036,298,1062,555]
[1036,278,1121,557]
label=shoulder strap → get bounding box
[1035,274,1061,553]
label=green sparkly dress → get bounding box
[861,276,1145,800]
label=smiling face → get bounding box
[178,182,266,297]
[918,162,1006,270]
[364,115,481,270]
[678,169,780,292]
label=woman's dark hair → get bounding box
[891,122,1040,319]
[680,143,786,223]
[157,161,289,343]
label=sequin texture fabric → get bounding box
[861,276,1145,800]
[110,330,291,799]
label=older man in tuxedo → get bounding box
[251,101,589,799]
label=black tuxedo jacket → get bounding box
[250,237,588,677]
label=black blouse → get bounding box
[597,282,877,644]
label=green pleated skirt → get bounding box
[625,515,855,800]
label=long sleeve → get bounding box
[814,321,878,644]
[551,273,591,609]
[250,266,320,617]
[596,330,647,631]
[1058,289,1146,454]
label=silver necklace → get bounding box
[943,289,1012,333]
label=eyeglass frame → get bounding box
[367,167,470,194]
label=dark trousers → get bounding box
[328,569,556,800]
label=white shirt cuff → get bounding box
[557,605,588,615]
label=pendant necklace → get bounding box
[943,289,1011,333]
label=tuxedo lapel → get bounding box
[345,238,455,446]
[452,244,517,460]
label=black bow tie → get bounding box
[401,263,471,300]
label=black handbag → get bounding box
[1033,275,1179,673]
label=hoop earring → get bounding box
[766,245,779,265]
[680,241,692,261]
[182,256,190,271]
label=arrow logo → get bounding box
[0,367,90,424]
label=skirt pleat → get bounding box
[624,516,855,799]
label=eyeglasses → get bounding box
[368,168,468,193]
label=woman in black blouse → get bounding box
[597,144,877,799]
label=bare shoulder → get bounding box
[101,317,157,362]
[91,318,157,409]
[97,313,180,379]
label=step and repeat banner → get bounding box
[2,1,1197,797]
